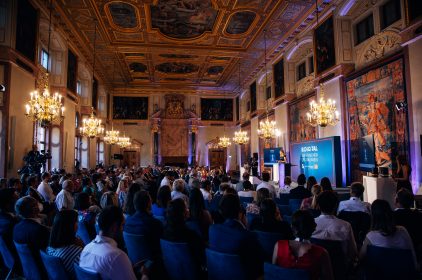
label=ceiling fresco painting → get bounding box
[159,54,198,59]
[150,0,218,39]
[156,62,199,74]
[207,66,224,76]
[129,62,147,73]
[107,2,139,29]
[226,11,257,35]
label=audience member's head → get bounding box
[74,192,91,211]
[0,188,18,213]
[396,188,414,209]
[97,206,124,238]
[297,174,306,186]
[51,174,60,183]
[242,172,249,181]
[259,199,278,223]
[221,176,230,183]
[219,183,231,193]
[7,178,21,192]
[350,182,365,198]
[15,196,39,219]
[134,190,152,214]
[41,172,51,182]
[262,172,270,182]
[190,179,201,189]
[306,176,317,191]
[256,188,270,206]
[62,179,74,192]
[224,187,237,195]
[124,182,142,215]
[157,185,171,208]
[320,177,333,191]
[172,179,186,192]
[371,199,396,236]
[49,210,78,248]
[219,194,241,220]
[396,179,412,193]
[100,192,118,209]
[311,184,322,197]
[166,198,188,227]
[316,190,338,214]
[189,188,205,220]
[284,176,292,186]
[201,180,211,191]
[27,176,38,188]
[292,210,317,240]
[242,180,253,191]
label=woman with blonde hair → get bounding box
[116,177,129,208]
[301,184,322,210]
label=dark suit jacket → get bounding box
[209,219,263,279]
[394,209,422,251]
[124,211,163,258]
[289,185,312,199]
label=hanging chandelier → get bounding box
[117,135,131,148]
[25,0,64,127]
[104,126,120,145]
[218,136,231,148]
[233,129,249,145]
[80,107,104,138]
[306,84,339,127]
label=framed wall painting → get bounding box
[273,58,285,99]
[200,98,233,121]
[314,16,336,75]
[112,96,148,120]
[345,56,409,181]
[288,93,317,143]
[250,81,257,112]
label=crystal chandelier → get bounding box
[25,0,64,127]
[104,125,120,145]
[218,136,231,148]
[117,136,131,148]
[80,107,104,138]
[306,84,339,127]
[233,129,249,145]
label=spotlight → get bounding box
[0,84,5,92]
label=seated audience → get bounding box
[301,184,322,211]
[272,210,333,280]
[306,176,318,191]
[188,188,213,240]
[250,198,293,239]
[7,178,22,196]
[256,171,276,198]
[124,190,163,259]
[160,171,173,188]
[200,180,212,202]
[238,180,256,199]
[312,191,357,265]
[74,192,97,240]
[209,194,263,279]
[152,185,171,217]
[123,183,142,217]
[49,174,62,195]
[360,199,417,268]
[338,182,370,214]
[56,179,75,211]
[171,179,189,205]
[236,172,250,192]
[47,210,83,279]
[79,206,136,280]
[278,176,293,195]
[290,174,312,199]
[393,189,422,256]
[320,177,333,191]
[246,188,270,215]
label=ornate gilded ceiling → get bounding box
[48,0,325,93]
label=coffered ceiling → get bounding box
[43,0,328,94]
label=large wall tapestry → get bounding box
[113,96,148,120]
[346,57,409,180]
[201,98,233,121]
[16,0,37,62]
[314,16,336,75]
[289,94,317,143]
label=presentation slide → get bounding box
[264,148,282,164]
[290,136,342,187]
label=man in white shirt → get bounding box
[79,206,136,280]
[37,172,55,203]
[160,171,173,188]
[55,179,75,210]
[312,191,357,265]
[256,172,276,198]
[200,180,212,202]
[278,176,293,195]
[338,182,371,214]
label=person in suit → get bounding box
[290,174,312,199]
[209,194,264,279]
[393,188,422,257]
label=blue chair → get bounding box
[283,215,292,224]
[39,250,69,280]
[337,192,350,202]
[289,199,302,213]
[246,213,259,228]
[186,220,203,239]
[13,242,44,280]
[277,204,291,216]
[364,245,416,280]
[310,238,347,280]
[264,262,309,280]
[206,248,247,280]
[277,194,290,205]
[74,263,101,280]
[77,221,92,245]
[254,231,283,262]
[153,215,166,225]
[123,232,153,264]
[160,239,198,280]
[239,196,254,204]
[0,236,15,280]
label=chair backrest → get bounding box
[288,199,303,213]
[206,248,247,280]
[239,196,254,204]
[13,242,43,280]
[246,213,259,228]
[160,239,198,280]
[73,263,101,280]
[186,220,203,238]
[153,215,166,225]
[39,250,69,280]
[76,221,93,246]
[365,245,416,280]
[277,204,291,216]
[310,238,346,279]
[276,194,290,205]
[338,211,370,246]
[264,262,309,280]
[254,231,283,262]
[123,232,153,264]
[0,236,15,270]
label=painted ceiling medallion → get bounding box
[108,3,138,29]
[226,11,256,35]
[150,0,218,39]
[129,62,147,73]
[156,62,199,74]
[207,66,224,75]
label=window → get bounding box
[50,126,61,170]
[76,80,82,96]
[380,0,401,29]
[67,50,77,92]
[97,141,104,165]
[266,86,271,100]
[356,14,374,45]
[308,56,314,74]
[297,62,306,81]
[41,49,49,69]
[250,82,257,112]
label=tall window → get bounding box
[308,56,314,74]
[50,126,61,170]
[80,137,89,169]
[41,49,49,69]
[67,50,77,93]
[297,62,306,81]
[380,0,401,29]
[266,86,271,100]
[97,141,104,165]
[356,14,374,45]
[76,80,82,96]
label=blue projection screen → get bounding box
[290,136,342,187]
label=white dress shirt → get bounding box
[338,197,371,214]
[200,188,212,201]
[37,181,55,203]
[171,191,189,205]
[256,181,276,198]
[312,214,358,262]
[160,176,171,187]
[55,189,74,210]
[79,235,136,280]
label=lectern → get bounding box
[278,163,292,187]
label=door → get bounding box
[209,149,226,170]
[123,151,139,168]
